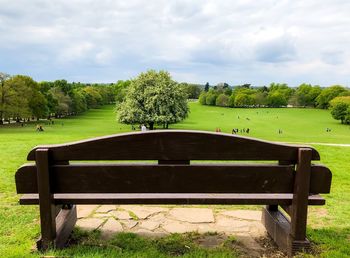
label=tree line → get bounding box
[198,83,350,109]
[0,72,115,124]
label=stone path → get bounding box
[76,205,268,255]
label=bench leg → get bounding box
[288,148,312,256]
[55,205,77,248]
[37,205,77,250]
[262,206,310,257]
[262,206,290,254]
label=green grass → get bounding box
[0,103,349,257]
[175,102,350,144]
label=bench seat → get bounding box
[19,193,326,205]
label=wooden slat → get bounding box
[19,193,326,205]
[15,164,333,194]
[26,130,320,161]
[17,164,294,194]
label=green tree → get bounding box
[198,92,207,105]
[82,86,103,108]
[294,84,322,107]
[0,72,11,124]
[115,80,131,104]
[117,70,189,130]
[179,83,202,99]
[16,75,48,119]
[70,89,87,114]
[316,85,349,109]
[204,82,209,92]
[216,94,229,107]
[267,91,287,107]
[331,102,349,124]
[205,89,217,106]
[2,75,32,121]
[50,87,72,117]
[234,93,255,107]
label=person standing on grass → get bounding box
[141,124,147,132]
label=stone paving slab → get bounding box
[169,208,214,223]
[220,210,261,221]
[119,205,168,219]
[77,205,98,219]
[75,206,268,253]
[76,217,104,231]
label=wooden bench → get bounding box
[15,130,332,256]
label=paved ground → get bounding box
[76,205,271,256]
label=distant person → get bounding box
[246,128,250,134]
[141,124,147,132]
[215,127,221,132]
[232,128,237,134]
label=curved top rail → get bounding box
[27,130,320,161]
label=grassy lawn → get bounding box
[0,103,349,257]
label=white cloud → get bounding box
[0,0,349,86]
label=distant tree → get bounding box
[295,84,322,107]
[330,96,350,124]
[82,86,103,108]
[267,91,287,107]
[204,82,210,92]
[216,94,229,107]
[205,89,217,106]
[241,84,251,88]
[117,70,189,130]
[179,83,202,99]
[54,79,70,94]
[316,85,349,109]
[0,72,11,124]
[70,89,87,114]
[234,93,255,107]
[2,75,32,121]
[331,102,348,124]
[50,87,72,117]
[254,91,268,106]
[198,92,207,105]
[115,80,131,104]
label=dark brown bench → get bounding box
[15,130,332,256]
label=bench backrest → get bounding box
[15,130,332,195]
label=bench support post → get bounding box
[36,152,77,251]
[36,149,56,250]
[288,148,312,256]
[262,149,312,257]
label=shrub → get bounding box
[216,94,229,107]
[205,91,217,106]
[198,92,207,105]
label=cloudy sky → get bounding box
[0,0,349,86]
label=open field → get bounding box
[0,103,349,257]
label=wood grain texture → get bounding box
[26,130,320,161]
[15,163,332,194]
